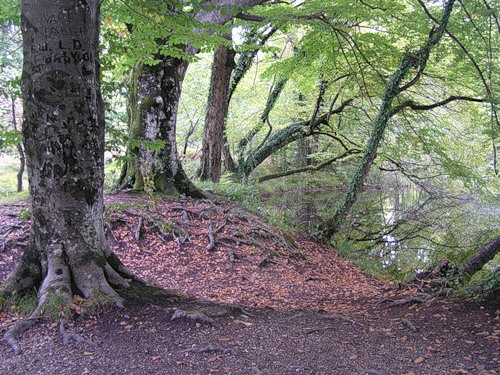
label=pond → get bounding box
[262,183,499,278]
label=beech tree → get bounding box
[116,0,267,196]
[1,0,137,353]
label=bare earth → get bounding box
[0,193,499,374]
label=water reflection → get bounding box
[264,185,494,275]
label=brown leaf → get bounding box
[413,357,425,364]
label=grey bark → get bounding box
[1,0,135,320]
[118,56,206,198]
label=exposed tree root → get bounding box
[179,345,239,355]
[401,318,418,333]
[0,240,147,354]
[171,302,254,326]
[3,315,41,355]
[59,319,96,347]
[206,221,216,251]
[305,326,337,334]
[390,297,426,307]
[171,309,216,325]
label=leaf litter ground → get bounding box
[0,193,498,374]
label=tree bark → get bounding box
[237,119,318,179]
[2,0,135,318]
[118,56,206,198]
[460,236,500,278]
[198,40,236,182]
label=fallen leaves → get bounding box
[450,369,469,374]
[101,194,390,314]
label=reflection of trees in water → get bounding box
[297,199,318,234]
[276,186,494,272]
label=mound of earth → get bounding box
[0,193,499,374]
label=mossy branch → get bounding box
[319,0,457,241]
[258,149,361,183]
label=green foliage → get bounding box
[76,289,118,316]
[17,207,30,220]
[0,155,27,198]
[41,293,72,320]
[479,268,500,294]
[0,128,21,150]
[0,290,38,316]
[0,1,20,26]
[104,159,123,193]
[200,177,264,213]
[129,139,166,152]
[104,201,134,216]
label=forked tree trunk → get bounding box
[1,0,135,317]
[197,41,236,182]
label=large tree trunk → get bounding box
[118,56,206,198]
[197,41,236,182]
[2,0,134,325]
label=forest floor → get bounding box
[0,192,498,375]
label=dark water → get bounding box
[263,185,498,276]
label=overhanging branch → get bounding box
[258,149,361,183]
[391,95,491,116]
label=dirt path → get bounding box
[0,194,499,374]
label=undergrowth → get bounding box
[0,289,38,316]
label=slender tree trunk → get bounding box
[236,79,288,163]
[2,0,135,320]
[11,98,25,192]
[198,40,236,182]
[318,0,457,241]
